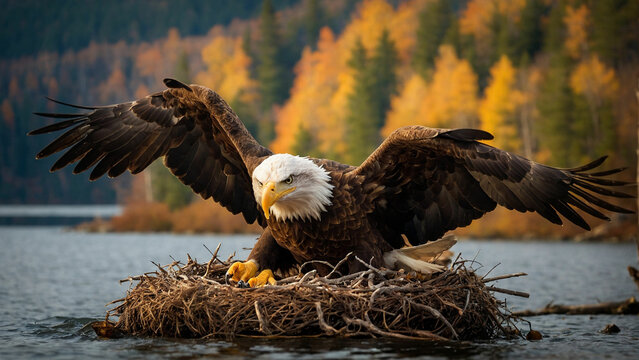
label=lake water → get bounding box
[1,226,638,359]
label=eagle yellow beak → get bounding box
[261,182,296,220]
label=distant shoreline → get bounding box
[0,204,122,218]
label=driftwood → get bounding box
[104,252,527,341]
[513,297,639,316]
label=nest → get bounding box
[107,248,526,341]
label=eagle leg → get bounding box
[248,269,276,287]
[226,260,258,286]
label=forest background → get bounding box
[1,0,637,239]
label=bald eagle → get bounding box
[31,79,633,286]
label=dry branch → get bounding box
[514,297,639,316]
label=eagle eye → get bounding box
[257,180,263,187]
[284,175,294,184]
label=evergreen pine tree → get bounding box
[304,0,322,50]
[413,0,452,78]
[242,28,257,78]
[291,124,320,157]
[346,31,399,165]
[590,0,639,66]
[256,0,290,144]
[517,0,546,60]
[494,13,515,61]
[175,51,190,84]
[370,29,399,129]
[345,39,377,165]
[257,0,288,110]
[537,0,575,167]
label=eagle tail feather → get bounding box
[383,235,457,274]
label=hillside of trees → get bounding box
[0,0,303,59]
[1,0,637,238]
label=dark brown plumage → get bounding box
[31,79,634,278]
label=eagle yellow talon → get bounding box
[226,260,258,283]
[248,269,276,287]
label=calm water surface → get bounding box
[1,226,638,359]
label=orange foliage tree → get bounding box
[196,34,256,103]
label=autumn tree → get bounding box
[426,45,479,128]
[563,4,590,60]
[479,55,522,152]
[383,74,429,136]
[384,45,479,136]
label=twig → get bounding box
[300,260,335,273]
[315,302,338,335]
[297,270,316,283]
[461,290,471,316]
[254,301,271,335]
[407,300,459,340]
[481,262,501,280]
[203,243,222,278]
[482,272,527,283]
[326,252,352,278]
[486,286,530,298]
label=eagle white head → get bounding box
[252,154,334,222]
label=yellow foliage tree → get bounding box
[382,74,429,136]
[479,55,522,152]
[384,45,479,136]
[427,45,479,128]
[563,4,590,60]
[196,35,255,102]
[570,55,618,101]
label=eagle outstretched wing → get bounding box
[354,126,634,246]
[29,79,271,225]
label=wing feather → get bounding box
[30,80,272,226]
[353,126,634,245]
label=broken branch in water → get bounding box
[513,297,639,316]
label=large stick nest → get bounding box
[108,249,524,341]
